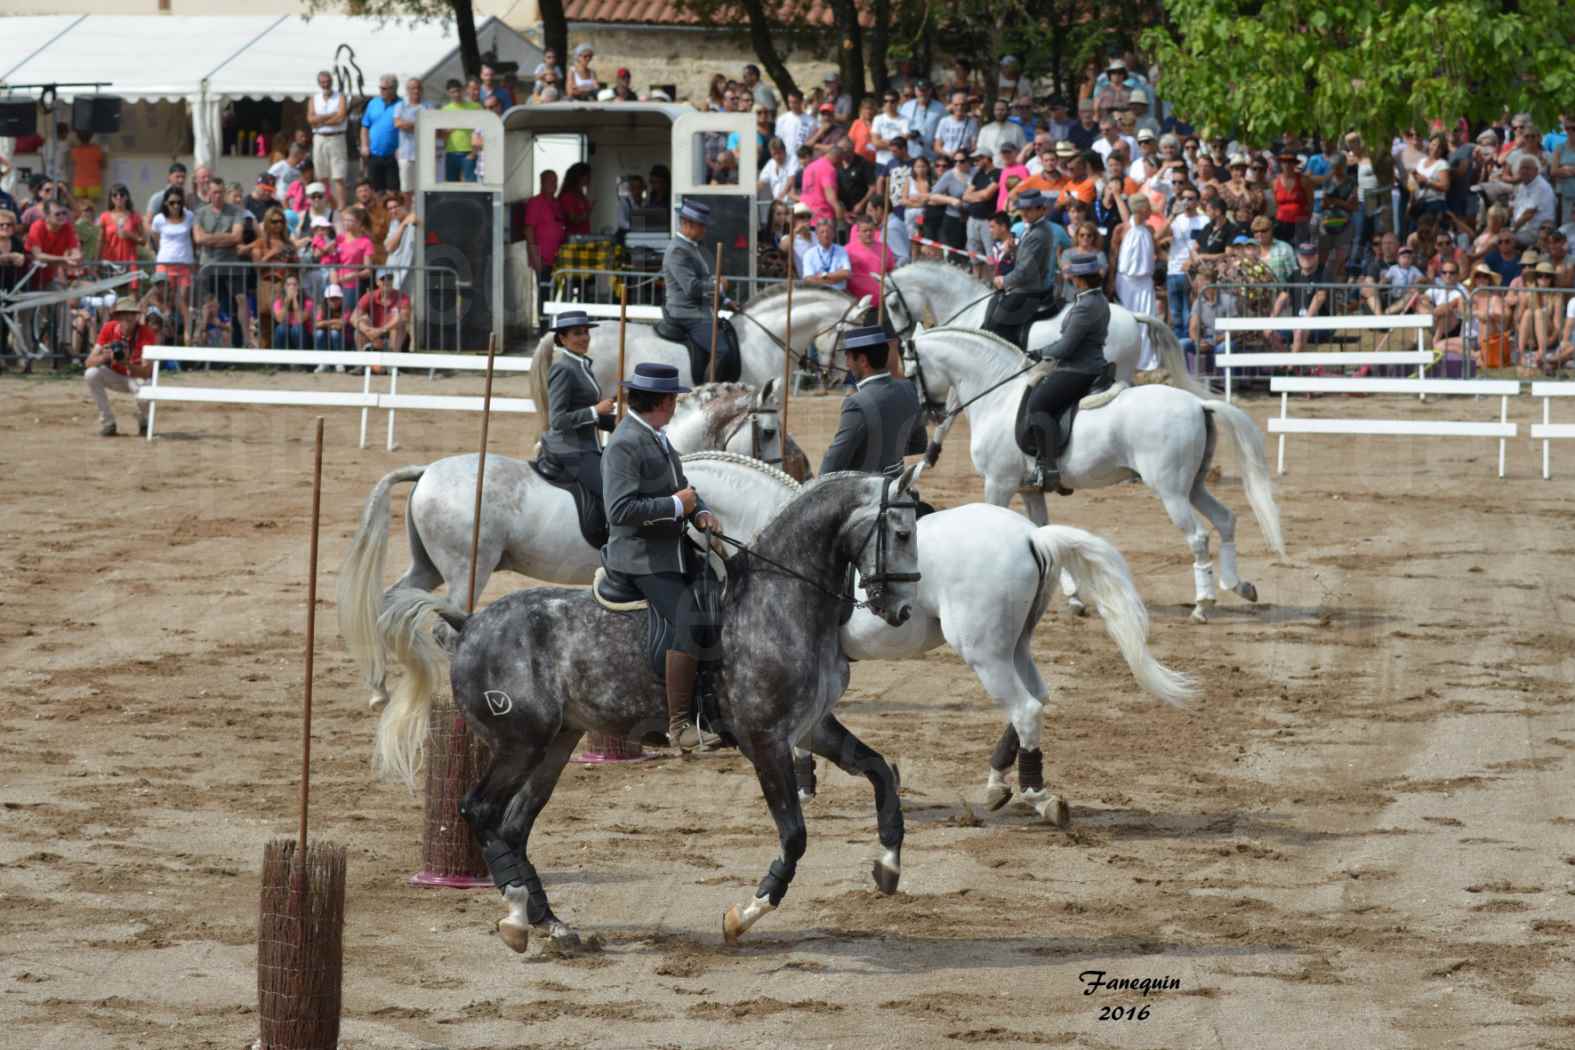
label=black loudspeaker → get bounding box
[0,98,36,137]
[71,96,123,135]
[421,190,499,352]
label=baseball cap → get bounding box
[971,145,990,159]
[1231,234,1253,245]
[1108,58,1127,72]
[1397,245,1414,254]
[256,172,277,186]
[616,67,630,78]
[792,201,812,217]
[305,181,327,197]
[1136,128,1156,142]
[1296,242,1318,256]
[1129,89,1148,105]
[818,102,835,113]
[1055,141,1078,158]
[324,284,344,299]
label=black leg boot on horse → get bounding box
[1024,369,1098,493]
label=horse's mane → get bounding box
[920,326,1030,384]
[897,259,989,293]
[741,282,851,313]
[681,450,800,490]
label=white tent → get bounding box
[0,14,541,168]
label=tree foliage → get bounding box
[673,0,1161,106]
[1143,0,1575,145]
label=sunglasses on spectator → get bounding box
[1442,268,1458,275]
[1182,195,1199,203]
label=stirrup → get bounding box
[1028,462,1059,491]
[668,719,721,752]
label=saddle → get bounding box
[592,558,734,747]
[1013,363,1125,481]
[988,293,1064,351]
[655,316,742,385]
[529,451,608,550]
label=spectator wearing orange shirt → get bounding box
[70,130,106,206]
[848,97,878,165]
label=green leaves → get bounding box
[1144,0,1575,145]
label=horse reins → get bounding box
[720,404,782,466]
[905,338,1037,426]
[727,296,860,380]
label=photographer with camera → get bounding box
[83,298,156,437]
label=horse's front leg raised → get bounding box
[724,736,806,945]
[804,714,903,893]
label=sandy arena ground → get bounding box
[1,366,1572,1050]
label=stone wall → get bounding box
[568,25,844,107]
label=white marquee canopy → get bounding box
[0,14,541,166]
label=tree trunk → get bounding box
[830,0,866,103]
[868,0,891,95]
[537,0,568,80]
[733,0,799,102]
[452,0,483,79]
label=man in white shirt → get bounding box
[307,69,350,207]
[870,91,910,167]
[392,77,436,195]
[933,93,979,159]
[976,99,1025,164]
[757,137,797,201]
[1092,120,1138,167]
[799,217,852,291]
[267,144,307,199]
[1166,187,1209,341]
[1512,157,1557,246]
[775,92,818,157]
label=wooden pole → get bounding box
[300,416,324,852]
[466,335,497,614]
[616,284,629,421]
[707,241,723,383]
[781,278,793,437]
[877,246,887,326]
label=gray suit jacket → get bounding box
[542,350,607,458]
[662,234,717,321]
[602,411,708,575]
[1006,216,1052,294]
[1037,288,1110,375]
[819,373,928,476]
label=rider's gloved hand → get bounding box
[1024,349,1044,364]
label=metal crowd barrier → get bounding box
[1,258,468,368]
[548,267,785,312]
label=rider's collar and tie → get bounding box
[675,229,700,247]
[856,371,892,389]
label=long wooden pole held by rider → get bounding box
[707,241,724,383]
[465,334,497,614]
[616,283,629,421]
[781,277,793,437]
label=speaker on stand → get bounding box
[0,97,37,137]
[417,190,501,353]
[71,96,123,135]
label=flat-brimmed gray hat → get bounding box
[549,310,601,331]
[1063,251,1103,276]
[622,361,690,394]
[1015,189,1050,209]
[675,198,711,224]
[841,325,893,352]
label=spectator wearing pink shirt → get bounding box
[800,143,843,226]
[522,170,567,270]
[271,273,313,350]
[844,213,895,302]
[995,142,1031,213]
[334,207,376,312]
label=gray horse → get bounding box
[338,382,800,709]
[373,468,922,950]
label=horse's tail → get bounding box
[1135,314,1218,399]
[373,588,469,790]
[529,329,557,420]
[337,465,427,707]
[1028,525,1198,707]
[1202,400,1287,558]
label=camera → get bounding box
[107,339,128,363]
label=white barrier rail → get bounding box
[1215,315,1434,401]
[136,347,535,450]
[543,301,739,322]
[1267,376,1520,478]
[1530,382,1575,480]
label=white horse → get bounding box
[531,286,865,410]
[908,327,1285,623]
[680,452,1196,824]
[338,384,789,708]
[880,260,1212,398]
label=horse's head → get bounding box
[883,276,920,339]
[903,330,951,426]
[714,379,783,466]
[848,464,922,628]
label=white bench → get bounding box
[1266,376,1520,477]
[137,347,535,451]
[542,301,739,323]
[1530,382,1575,480]
[1215,315,1435,401]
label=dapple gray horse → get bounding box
[338,383,792,709]
[372,469,923,950]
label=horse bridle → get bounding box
[712,474,918,608]
[720,403,782,466]
[728,295,860,380]
[903,339,949,425]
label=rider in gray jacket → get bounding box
[984,189,1054,347]
[601,362,722,751]
[662,198,741,384]
[820,326,928,476]
[1022,250,1111,490]
[540,310,615,507]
